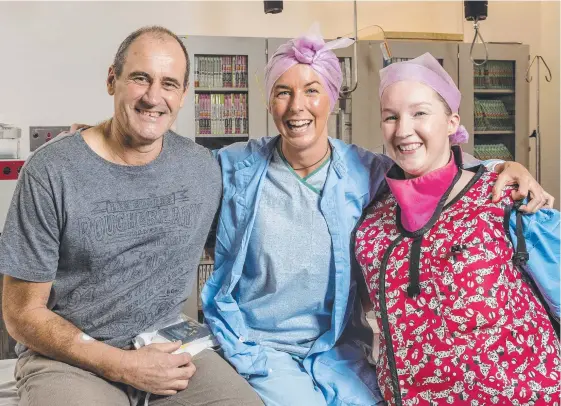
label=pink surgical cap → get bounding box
[265,30,353,111]
[379,53,469,144]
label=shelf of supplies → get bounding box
[195,88,249,92]
[474,130,515,135]
[195,134,249,138]
[474,89,515,94]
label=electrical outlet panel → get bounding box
[29,126,70,152]
[0,160,24,180]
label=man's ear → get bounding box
[107,66,117,96]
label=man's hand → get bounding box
[119,341,196,395]
[492,162,554,213]
[70,123,90,132]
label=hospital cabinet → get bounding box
[459,43,529,167]
[174,36,530,166]
[171,37,531,320]
[176,36,268,151]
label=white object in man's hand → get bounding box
[119,341,196,396]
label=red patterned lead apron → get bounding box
[355,169,560,406]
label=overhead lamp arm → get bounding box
[340,0,358,97]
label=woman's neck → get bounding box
[280,138,331,178]
[386,149,471,233]
[404,154,451,180]
[402,161,475,206]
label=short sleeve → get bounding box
[0,168,60,282]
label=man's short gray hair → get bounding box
[113,26,190,89]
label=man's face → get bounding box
[107,34,187,144]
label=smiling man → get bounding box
[0,26,262,406]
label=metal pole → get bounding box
[352,0,358,89]
[536,60,541,183]
[340,0,358,95]
[338,109,345,141]
[525,55,552,183]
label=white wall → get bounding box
[537,1,560,209]
[0,1,559,226]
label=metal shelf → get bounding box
[194,88,248,92]
[474,89,515,94]
[474,130,515,135]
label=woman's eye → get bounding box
[383,115,397,122]
[277,91,290,97]
[306,88,319,94]
[414,111,427,117]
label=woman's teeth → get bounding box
[398,143,422,152]
[287,120,312,131]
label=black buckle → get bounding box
[513,251,529,266]
[513,200,524,210]
[450,244,467,255]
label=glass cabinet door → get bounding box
[177,36,267,150]
[459,43,529,167]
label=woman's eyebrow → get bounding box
[410,102,432,108]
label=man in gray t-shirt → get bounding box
[0,26,262,406]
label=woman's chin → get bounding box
[396,155,428,176]
[281,132,320,150]
[400,162,427,178]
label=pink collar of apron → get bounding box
[385,151,459,233]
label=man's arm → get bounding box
[462,151,554,213]
[2,276,195,395]
[491,161,554,212]
[3,277,123,378]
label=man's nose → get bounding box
[142,83,163,106]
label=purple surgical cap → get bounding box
[379,53,469,144]
[264,30,353,111]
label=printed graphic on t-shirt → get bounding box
[62,189,204,338]
[79,190,201,249]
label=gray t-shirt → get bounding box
[0,131,222,351]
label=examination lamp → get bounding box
[464,0,487,22]
[264,1,283,14]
